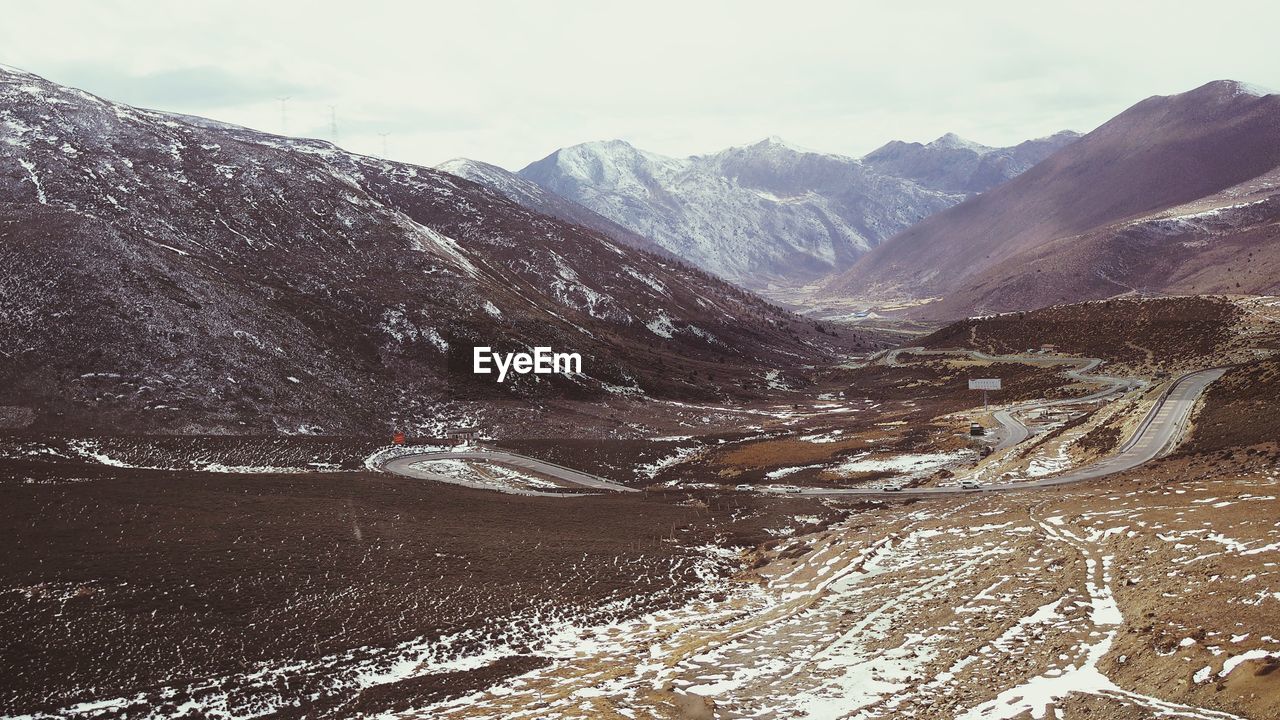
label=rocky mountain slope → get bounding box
[0,66,848,435]
[827,80,1280,317]
[499,133,1073,290]
[863,130,1081,195]
[435,157,662,254]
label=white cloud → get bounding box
[3,0,1278,168]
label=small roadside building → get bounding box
[445,426,479,444]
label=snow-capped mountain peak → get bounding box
[826,78,1280,317]
[754,135,813,152]
[0,62,34,76]
[512,131,1076,289]
[927,132,992,154]
[1170,79,1278,103]
[530,139,685,189]
[1226,79,1276,97]
[436,156,497,175]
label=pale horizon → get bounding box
[3,1,1278,169]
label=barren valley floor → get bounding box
[2,301,1279,719]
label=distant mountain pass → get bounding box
[476,132,1076,290]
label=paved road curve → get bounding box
[986,356,1144,450]
[991,408,1031,450]
[870,347,1144,451]
[382,449,638,495]
[999,367,1226,488]
[772,367,1226,498]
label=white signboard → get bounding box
[968,378,1002,391]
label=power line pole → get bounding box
[378,132,390,158]
[328,105,338,144]
[276,96,291,134]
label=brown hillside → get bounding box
[920,296,1242,368]
[826,81,1280,314]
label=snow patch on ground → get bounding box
[831,451,967,479]
[645,312,675,338]
[17,158,47,203]
[800,430,842,443]
[1026,444,1071,477]
[763,369,791,390]
[67,439,310,474]
[637,445,701,480]
[408,458,562,493]
[765,464,823,479]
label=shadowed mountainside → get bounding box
[0,66,854,434]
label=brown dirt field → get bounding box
[0,455,833,718]
[2,329,1272,718]
[1094,452,1280,720]
[715,437,875,469]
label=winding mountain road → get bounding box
[991,408,1031,450]
[382,352,1221,500]
[1011,367,1226,487]
[382,449,637,495]
[772,366,1225,497]
[875,347,1144,451]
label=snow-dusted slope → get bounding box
[436,157,660,253]
[863,130,1081,195]
[515,134,1073,289]
[0,66,848,434]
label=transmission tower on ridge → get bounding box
[276,96,291,134]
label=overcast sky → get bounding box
[4,1,1278,169]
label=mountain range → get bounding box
[0,65,847,435]
[444,81,1280,319]
[442,132,1078,290]
[826,80,1280,317]
[4,64,1276,440]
